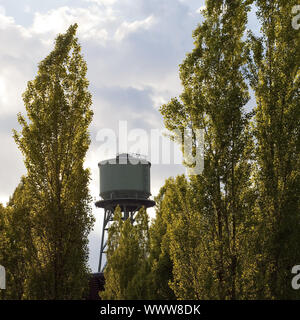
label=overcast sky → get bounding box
[0,0,259,272]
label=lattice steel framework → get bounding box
[95,198,155,272]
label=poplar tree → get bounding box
[247,0,300,299]
[13,24,94,299]
[147,182,176,300]
[157,176,209,299]
[101,207,150,300]
[160,0,253,299]
[0,179,35,300]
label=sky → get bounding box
[0,0,259,272]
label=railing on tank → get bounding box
[99,191,152,201]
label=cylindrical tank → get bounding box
[99,153,151,200]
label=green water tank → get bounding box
[99,153,151,200]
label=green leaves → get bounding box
[159,0,253,299]
[8,24,94,300]
[247,0,300,299]
[101,206,151,300]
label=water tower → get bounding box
[95,153,155,272]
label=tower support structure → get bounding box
[95,198,155,273]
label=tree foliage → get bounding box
[100,206,150,300]
[7,24,95,299]
[246,0,300,299]
[160,0,253,299]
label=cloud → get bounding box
[0,6,14,27]
[30,6,110,42]
[24,5,31,13]
[0,8,45,117]
[0,132,26,205]
[0,76,7,105]
[84,0,117,5]
[114,15,156,41]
